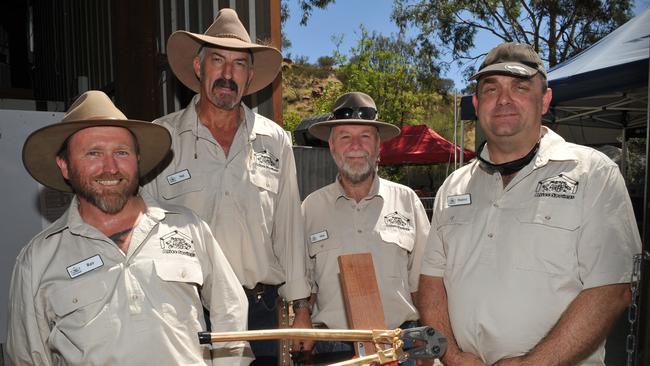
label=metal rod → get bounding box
[199,328,400,344]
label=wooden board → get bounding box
[338,253,387,357]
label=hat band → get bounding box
[206,32,249,43]
[331,107,377,121]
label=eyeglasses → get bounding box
[331,107,377,121]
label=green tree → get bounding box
[392,0,633,81]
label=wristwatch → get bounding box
[292,299,313,314]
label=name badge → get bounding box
[67,255,104,279]
[447,194,471,207]
[310,230,328,243]
[167,169,191,185]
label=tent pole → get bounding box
[453,91,458,170]
[622,125,627,179]
[636,52,650,366]
[460,120,465,166]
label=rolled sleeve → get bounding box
[273,132,310,301]
[577,161,641,289]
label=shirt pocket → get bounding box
[249,165,280,194]
[308,236,342,258]
[153,259,204,286]
[50,280,108,319]
[514,200,580,275]
[158,170,206,200]
[436,207,476,267]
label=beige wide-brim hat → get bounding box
[309,92,401,142]
[22,90,171,192]
[167,8,282,95]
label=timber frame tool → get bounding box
[198,326,447,365]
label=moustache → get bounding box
[212,78,238,92]
[344,151,370,159]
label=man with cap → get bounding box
[298,92,430,361]
[142,8,310,363]
[417,43,641,365]
[7,90,251,365]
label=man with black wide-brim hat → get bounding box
[142,8,310,364]
[7,90,250,365]
[298,92,430,363]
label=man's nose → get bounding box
[102,155,119,174]
[497,88,513,105]
[222,61,233,79]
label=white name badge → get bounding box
[67,255,104,279]
[167,169,191,185]
[447,194,471,207]
[310,230,329,243]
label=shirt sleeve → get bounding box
[7,245,53,366]
[273,131,311,301]
[196,216,254,366]
[577,156,642,289]
[408,192,432,292]
[420,187,448,278]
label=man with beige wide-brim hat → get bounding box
[142,8,310,364]
[298,92,430,364]
[8,90,251,365]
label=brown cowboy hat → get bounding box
[167,8,282,95]
[309,92,401,142]
[22,90,171,192]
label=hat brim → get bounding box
[167,31,282,95]
[309,119,401,142]
[22,120,171,192]
[469,62,544,81]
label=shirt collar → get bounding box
[534,126,578,167]
[44,189,178,239]
[334,173,383,201]
[177,94,276,141]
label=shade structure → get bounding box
[379,125,475,165]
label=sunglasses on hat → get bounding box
[331,107,377,121]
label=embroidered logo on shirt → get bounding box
[384,212,411,230]
[254,150,280,172]
[535,174,578,199]
[66,255,104,279]
[310,230,329,243]
[166,169,191,185]
[160,230,196,257]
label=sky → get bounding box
[283,0,650,91]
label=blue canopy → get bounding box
[461,7,649,146]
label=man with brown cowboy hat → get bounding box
[7,90,251,365]
[418,43,641,365]
[298,92,430,362]
[142,8,310,363]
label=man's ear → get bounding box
[56,156,70,180]
[193,56,202,79]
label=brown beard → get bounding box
[67,164,139,214]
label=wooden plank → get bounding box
[338,253,386,357]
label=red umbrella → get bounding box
[379,125,475,165]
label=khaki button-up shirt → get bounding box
[7,192,250,366]
[302,176,430,329]
[143,96,309,301]
[422,128,642,365]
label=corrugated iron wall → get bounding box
[30,0,278,120]
[32,0,114,108]
[293,146,338,200]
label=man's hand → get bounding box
[290,307,314,352]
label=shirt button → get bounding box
[181,270,187,278]
[72,297,78,304]
[225,191,230,196]
[493,202,499,208]
[487,233,494,238]
[132,294,138,300]
[545,215,551,220]
[357,229,362,234]
[356,208,360,212]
